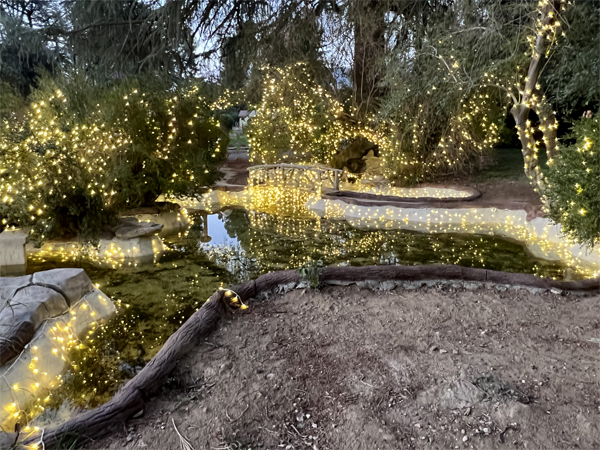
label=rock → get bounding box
[0,275,31,311]
[0,286,68,366]
[362,149,376,160]
[114,222,163,239]
[362,151,384,177]
[0,230,27,276]
[134,211,190,237]
[32,268,94,306]
[419,379,485,410]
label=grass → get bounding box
[229,131,249,149]
[471,147,548,182]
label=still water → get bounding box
[25,207,568,424]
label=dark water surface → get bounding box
[26,207,568,423]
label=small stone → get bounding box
[483,427,490,434]
[115,222,163,239]
[440,349,448,354]
[312,423,317,428]
[462,435,468,442]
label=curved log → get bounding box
[319,265,599,293]
[19,290,226,449]
[17,265,598,449]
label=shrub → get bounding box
[247,63,348,165]
[544,115,599,248]
[0,74,227,240]
[246,63,501,186]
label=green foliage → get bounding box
[297,258,323,289]
[544,116,599,248]
[247,64,346,165]
[219,113,236,131]
[542,2,600,116]
[0,73,227,240]
[379,0,529,184]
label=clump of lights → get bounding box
[246,61,501,184]
[0,288,115,433]
[0,81,221,240]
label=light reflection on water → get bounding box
[25,207,571,427]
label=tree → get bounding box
[509,0,563,193]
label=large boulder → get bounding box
[32,268,94,306]
[0,286,69,365]
[113,217,164,239]
[0,230,27,276]
[0,269,94,366]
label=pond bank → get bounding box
[85,283,600,450]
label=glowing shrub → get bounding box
[247,63,347,165]
[0,75,227,240]
[544,115,599,248]
[246,63,501,186]
[380,83,504,185]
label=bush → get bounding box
[247,63,348,165]
[544,115,599,248]
[380,68,505,184]
[246,63,501,186]
[0,74,228,240]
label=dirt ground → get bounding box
[89,283,599,450]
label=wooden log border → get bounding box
[13,265,599,449]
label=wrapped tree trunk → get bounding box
[511,0,562,192]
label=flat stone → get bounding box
[0,230,27,276]
[114,223,163,239]
[32,268,93,306]
[418,379,485,410]
[0,285,68,366]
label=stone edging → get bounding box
[14,265,599,449]
[328,184,482,203]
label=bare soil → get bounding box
[89,284,599,450]
[462,179,542,209]
[218,158,250,187]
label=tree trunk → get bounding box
[352,0,387,119]
[510,0,562,191]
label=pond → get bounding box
[24,205,573,426]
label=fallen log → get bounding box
[15,265,598,449]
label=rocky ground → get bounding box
[90,283,599,450]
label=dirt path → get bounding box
[91,284,599,450]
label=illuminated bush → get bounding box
[0,75,227,240]
[380,73,504,184]
[246,63,501,185]
[247,63,348,165]
[544,115,599,248]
